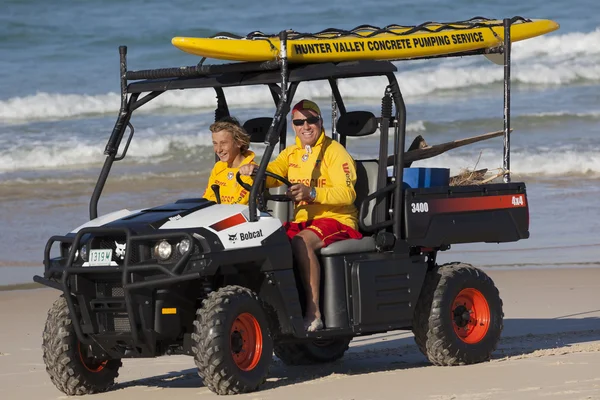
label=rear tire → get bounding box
[412,263,503,366]
[192,286,273,395]
[412,266,441,357]
[42,296,121,395]
[274,338,351,365]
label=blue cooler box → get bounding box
[403,167,450,188]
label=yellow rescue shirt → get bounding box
[267,132,358,229]
[203,151,255,205]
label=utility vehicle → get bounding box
[35,19,529,396]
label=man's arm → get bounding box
[313,145,357,205]
[238,149,290,188]
[265,148,290,188]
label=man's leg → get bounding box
[291,229,324,330]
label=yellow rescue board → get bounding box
[172,19,559,63]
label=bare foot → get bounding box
[304,317,324,332]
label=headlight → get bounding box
[177,238,191,255]
[154,240,172,260]
[80,244,88,261]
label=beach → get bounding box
[2,0,600,399]
[1,267,598,400]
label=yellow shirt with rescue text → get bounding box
[267,133,358,229]
[203,151,255,205]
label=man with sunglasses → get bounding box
[239,99,361,332]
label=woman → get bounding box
[203,118,255,204]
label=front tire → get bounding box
[274,338,351,366]
[42,296,121,395]
[412,263,503,366]
[192,286,273,395]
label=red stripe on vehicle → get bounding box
[209,213,247,231]
[428,194,527,213]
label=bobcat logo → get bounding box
[228,233,238,243]
[115,241,126,260]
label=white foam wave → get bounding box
[397,60,600,95]
[0,81,396,123]
[0,89,265,122]
[0,139,103,172]
[411,147,600,177]
[406,120,426,132]
[524,110,600,118]
[0,92,121,122]
[0,170,206,186]
[3,140,599,179]
[513,28,600,60]
[1,107,598,176]
[1,28,599,123]
[0,120,428,173]
[0,124,215,173]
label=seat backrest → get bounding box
[336,111,380,231]
[335,111,378,137]
[243,117,292,224]
[243,117,273,143]
[354,160,379,228]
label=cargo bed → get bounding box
[403,182,529,247]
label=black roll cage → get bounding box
[90,19,515,243]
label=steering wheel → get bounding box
[236,170,293,205]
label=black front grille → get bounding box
[96,281,124,298]
[94,281,130,333]
[98,312,131,332]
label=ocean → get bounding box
[1,0,599,285]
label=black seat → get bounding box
[243,117,292,224]
[243,117,273,143]
[320,111,380,256]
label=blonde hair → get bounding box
[209,120,251,153]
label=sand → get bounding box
[0,267,598,400]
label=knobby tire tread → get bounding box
[42,296,121,395]
[192,285,272,395]
[413,263,504,366]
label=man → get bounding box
[239,99,361,331]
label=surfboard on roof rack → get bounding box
[171,16,559,63]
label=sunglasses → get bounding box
[292,116,320,126]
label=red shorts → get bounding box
[284,218,362,247]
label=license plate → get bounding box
[88,249,113,266]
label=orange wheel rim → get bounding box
[451,288,490,344]
[78,342,107,372]
[230,312,263,371]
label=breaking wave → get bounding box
[1,28,599,123]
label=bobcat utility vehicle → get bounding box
[35,19,529,396]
